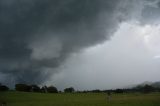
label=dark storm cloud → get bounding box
[0,0,154,86]
[141,0,160,24]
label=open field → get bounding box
[0,91,160,106]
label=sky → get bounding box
[0,0,160,90]
[50,21,160,90]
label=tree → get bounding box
[115,89,124,93]
[142,84,154,93]
[15,84,31,92]
[30,85,40,92]
[0,85,9,91]
[41,86,48,93]
[91,89,101,93]
[47,86,58,93]
[64,87,75,93]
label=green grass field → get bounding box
[0,91,160,106]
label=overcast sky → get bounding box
[49,21,160,90]
[0,0,160,90]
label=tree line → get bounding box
[0,83,9,91]
[0,83,160,93]
[0,83,75,93]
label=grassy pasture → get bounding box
[0,91,160,106]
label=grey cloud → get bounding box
[0,0,155,86]
[141,0,160,24]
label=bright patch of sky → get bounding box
[47,21,160,90]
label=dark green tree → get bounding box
[64,87,75,93]
[15,84,31,92]
[47,86,58,93]
[142,84,154,93]
[0,85,9,91]
[41,86,48,93]
[30,85,40,92]
[115,89,124,93]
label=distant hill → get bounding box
[137,81,160,88]
[125,81,160,89]
[139,81,153,86]
[151,82,160,88]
